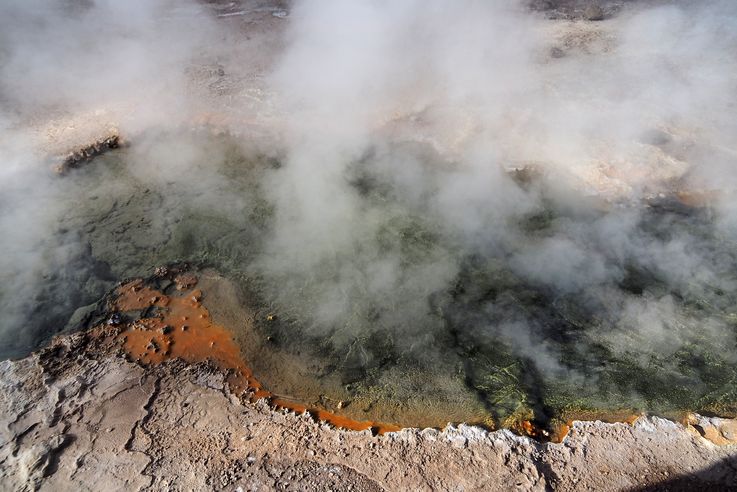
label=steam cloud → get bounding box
[257,0,737,375]
[1,0,737,419]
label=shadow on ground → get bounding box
[634,455,737,491]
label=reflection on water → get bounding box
[4,131,737,430]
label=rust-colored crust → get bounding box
[108,276,736,443]
[112,279,401,435]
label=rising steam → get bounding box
[2,0,737,422]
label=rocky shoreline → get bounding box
[1,327,735,491]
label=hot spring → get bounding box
[2,0,737,436]
[2,128,735,433]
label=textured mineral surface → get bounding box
[0,330,735,491]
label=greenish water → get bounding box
[4,130,736,429]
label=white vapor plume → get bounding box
[1,0,737,420]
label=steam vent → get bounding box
[1,0,737,490]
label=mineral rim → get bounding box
[0,309,736,490]
[112,274,401,435]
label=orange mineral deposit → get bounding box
[113,279,400,435]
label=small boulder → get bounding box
[550,46,565,59]
[174,273,198,291]
[530,0,555,11]
[584,5,605,21]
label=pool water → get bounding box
[5,130,736,430]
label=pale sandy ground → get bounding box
[29,0,710,203]
[0,331,735,491]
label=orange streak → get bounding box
[552,422,571,443]
[112,279,400,435]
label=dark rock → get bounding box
[550,47,566,59]
[640,129,672,146]
[530,0,555,10]
[55,134,122,174]
[584,5,605,21]
[64,303,98,331]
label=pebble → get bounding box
[584,5,605,21]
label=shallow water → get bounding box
[4,130,737,429]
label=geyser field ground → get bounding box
[0,330,736,490]
[2,0,737,490]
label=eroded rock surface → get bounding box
[0,332,735,491]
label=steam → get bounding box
[251,0,737,413]
[1,0,737,419]
[0,0,226,355]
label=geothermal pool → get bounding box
[3,130,736,433]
